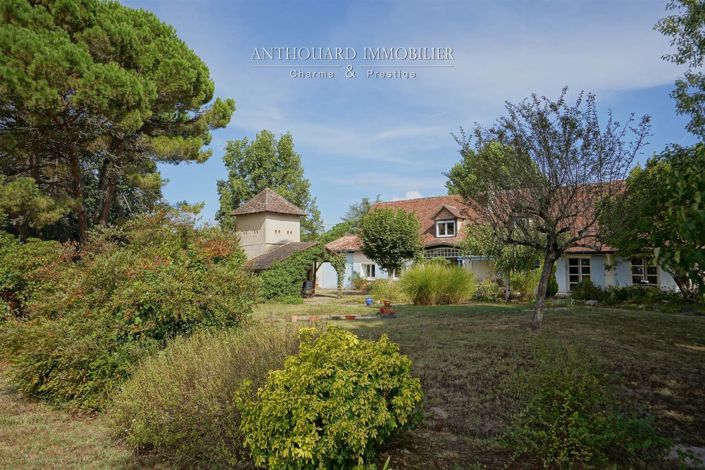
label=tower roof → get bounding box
[232,188,306,216]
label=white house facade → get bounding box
[318,194,679,295]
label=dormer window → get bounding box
[436,219,456,237]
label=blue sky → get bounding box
[124,0,695,229]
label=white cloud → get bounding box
[392,190,424,201]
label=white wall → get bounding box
[235,212,301,260]
[264,213,300,245]
[235,213,267,259]
[556,254,680,294]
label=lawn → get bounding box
[0,366,131,469]
[258,299,705,468]
[2,300,704,468]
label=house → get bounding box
[234,188,317,277]
[317,194,679,295]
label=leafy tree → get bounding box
[456,89,650,329]
[600,145,705,300]
[216,130,323,239]
[0,176,68,240]
[655,0,705,138]
[359,208,422,279]
[446,139,516,195]
[342,195,381,232]
[319,220,354,245]
[0,0,234,242]
[461,224,539,301]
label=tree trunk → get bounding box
[98,170,118,225]
[671,271,699,302]
[68,146,88,243]
[532,251,557,330]
[504,272,512,302]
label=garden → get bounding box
[3,287,705,468]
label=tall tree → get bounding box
[216,130,323,239]
[342,195,381,231]
[358,208,422,279]
[0,0,234,241]
[448,139,540,299]
[655,0,705,138]
[446,139,516,195]
[600,145,705,300]
[456,89,650,329]
[0,176,68,240]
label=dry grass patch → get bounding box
[0,365,130,469]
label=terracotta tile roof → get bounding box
[232,188,306,216]
[432,204,465,220]
[325,235,362,252]
[326,187,619,255]
[246,241,318,271]
[375,195,478,248]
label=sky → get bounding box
[124,0,696,229]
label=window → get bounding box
[567,257,591,291]
[424,247,461,259]
[362,263,376,279]
[436,220,456,237]
[631,258,658,286]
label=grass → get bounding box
[253,299,705,468]
[0,365,131,469]
[2,299,704,468]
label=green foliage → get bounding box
[111,325,300,468]
[342,195,381,233]
[473,277,502,301]
[216,130,323,238]
[570,280,605,301]
[359,208,422,276]
[546,265,559,298]
[445,139,521,195]
[600,145,705,301]
[504,337,670,468]
[1,0,233,241]
[370,280,409,303]
[655,0,705,137]
[0,234,65,318]
[238,327,422,469]
[509,265,556,301]
[329,252,347,298]
[461,224,539,277]
[0,209,257,410]
[592,285,683,308]
[400,263,476,305]
[258,245,325,301]
[351,271,372,292]
[0,176,68,239]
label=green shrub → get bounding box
[504,337,669,468]
[238,327,423,469]
[608,285,680,304]
[370,279,408,303]
[0,210,258,411]
[258,245,325,301]
[351,271,372,292]
[400,263,475,305]
[510,268,541,300]
[474,277,502,301]
[547,265,559,298]
[111,325,301,468]
[0,233,65,319]
[571,279,605,301]
[1,312,157,411]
